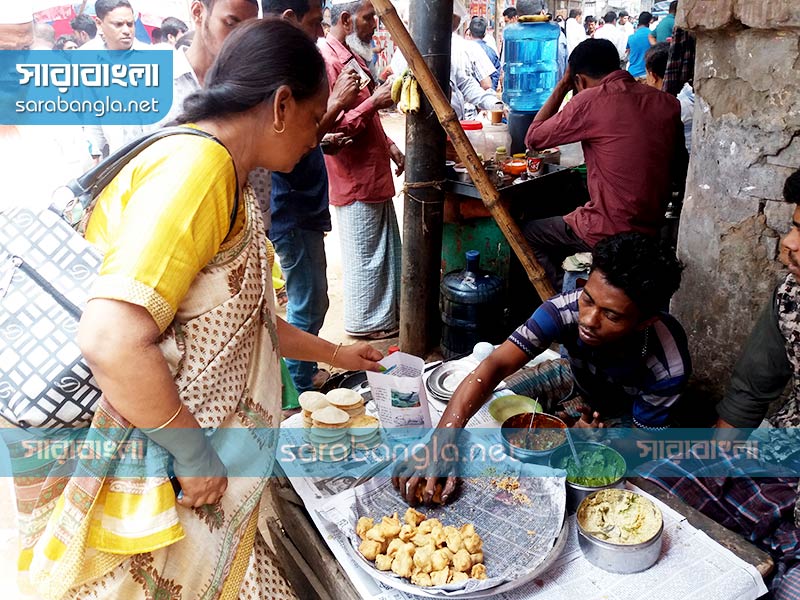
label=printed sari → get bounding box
[5,172,295,599]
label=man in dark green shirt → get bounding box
[645,169,800,599]
[716,168,800,430]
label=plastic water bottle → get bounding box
[440,251,505,359]
[502,21,561,112]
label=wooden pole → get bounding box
[398,0,451,356]
[371,0,557,301]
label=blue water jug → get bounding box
[440,251,505,359]
[502,21,561,112]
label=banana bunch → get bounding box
[392,69,420,114]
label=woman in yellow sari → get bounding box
[10,18,381,600]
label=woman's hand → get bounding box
[559,406,606,429]
[333,341,384,372]
[176,474,228,508]
[79,300,230,508]
[146,423,229,509]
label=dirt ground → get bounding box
[0,112,408,598]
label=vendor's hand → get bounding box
[556,403,605,429]
[573,406,606,429]
[372,79,394,109]
[392,430,459,507]
[389,144,405,176]
[329,68,361,114]
[332,341,384,372]
[175,474,228,508]
[320,132,353,155]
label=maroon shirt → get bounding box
[320,35,396,207]
[526,71,682,247]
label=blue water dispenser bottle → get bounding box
[502,20,561,153]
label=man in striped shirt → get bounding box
[450,232,690,431]
[395,232,691,505]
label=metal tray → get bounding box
[425,360,473,402]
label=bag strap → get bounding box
[66,126,240,234]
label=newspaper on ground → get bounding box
[316,468,566,597]
[368,352,433,429]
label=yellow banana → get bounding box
[391,75,404,104]
[398,75,411,113]
[409,78,420,113]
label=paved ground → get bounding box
[0,112,408,598]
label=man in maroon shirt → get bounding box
[319,0,405,338]
[524,38,687,288]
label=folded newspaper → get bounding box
[368,352,433,429]
[318,463,567,598]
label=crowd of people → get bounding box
[2,0,800,598]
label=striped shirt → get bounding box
[508,289,692,428]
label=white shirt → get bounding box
[482,33,498,54]
[565,18,586,56]
[593,23,627,60]
[0,125,92,212]
[617,21,634,37]
[677,83,694,153]
[452,33,496,85]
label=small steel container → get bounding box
[576,489,664,574]
[549,442,626,513]
[500,412,567,465]
[453,165,471,183]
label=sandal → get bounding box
[312,368,331,389]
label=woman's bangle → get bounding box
[144,403,184,433]
[331,342,343,367]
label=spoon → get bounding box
[524,403,537,447]
[565,427,582,469]
[585,522,619,539]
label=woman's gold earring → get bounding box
[273,122,286,134]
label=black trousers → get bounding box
[522,216,592,291]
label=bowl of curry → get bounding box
[500,412,567,464]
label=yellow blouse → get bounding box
[85,131,242,332]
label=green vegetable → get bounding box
[556,447,624,487]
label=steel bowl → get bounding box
[548,442,626,513]
[453,165,471,183]
[500,412,567,464]
[576,489,664,574]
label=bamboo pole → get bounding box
[371,0,556,301]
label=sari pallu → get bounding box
[5,188,295,600]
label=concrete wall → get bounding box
[673,0,800,397]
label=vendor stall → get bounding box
[441,145,589,329]
[266,358,773,600]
